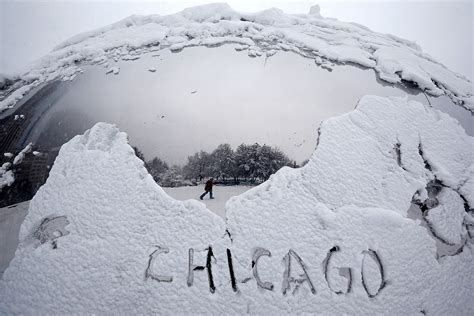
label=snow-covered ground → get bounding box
[0,201,29,277]
[0,3,473,314]
[1,96,472,314]
[0,186,247,276]
[163,185,252,218]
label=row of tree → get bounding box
[133,147,186,187]
[135,143,301,187]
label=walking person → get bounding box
[200,178,215,200]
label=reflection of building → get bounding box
[0,82,60,164]
[0,116,29,158]
[0,148,60,207]
[0,82,64,207]
[17,148,60,191]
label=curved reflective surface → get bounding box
[1,45,472,207]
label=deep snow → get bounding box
[0,3,472,113]
[0,96,472,314]
[0,3,473,314]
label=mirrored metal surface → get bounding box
[1,44,472,206]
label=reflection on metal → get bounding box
[0,45,472,208]
[1,148,59,207]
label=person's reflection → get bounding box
[200,177,215,200]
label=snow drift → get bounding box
[1,96,472,314]
[0,3,472,112]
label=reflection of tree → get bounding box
[183,151,211,182]
[146,157,169,183]
[132,147,184,187]
[134,142,298,187]
[209,144,235,181]
[160,165,186,187]
[234,143,292,182]
[133,146,146,162]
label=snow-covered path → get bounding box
[163,185,252,218]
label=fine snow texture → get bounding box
[1,96,472,314]
[0,3,472,112]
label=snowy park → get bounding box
[164,185,252,218]
[0,2,473,315]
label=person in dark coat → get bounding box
[200,178,215,200]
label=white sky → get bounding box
[0,0,472,79]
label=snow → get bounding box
[105,66,120,75]
[163,185,253,218]
[1,95,472,314]
[0,84,32,111]
[0,163,15,190]
[0,73,17,90]
[308,5,321,17]
[1,3,472,112]
[1,144,33,190]
[122,54,141,61]
[12,143,33,165]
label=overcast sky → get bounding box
[0,0,472,80]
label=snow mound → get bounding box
[0,3,472,112]
[1,96,472,314]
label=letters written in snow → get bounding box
[145,245,387,298]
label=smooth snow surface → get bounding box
[163,185,252,218]
[0,3,472,112]
[1,96,472,314]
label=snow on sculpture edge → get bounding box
[0,3,472,112]
[226,95,473,216]
[0,96,473,314]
